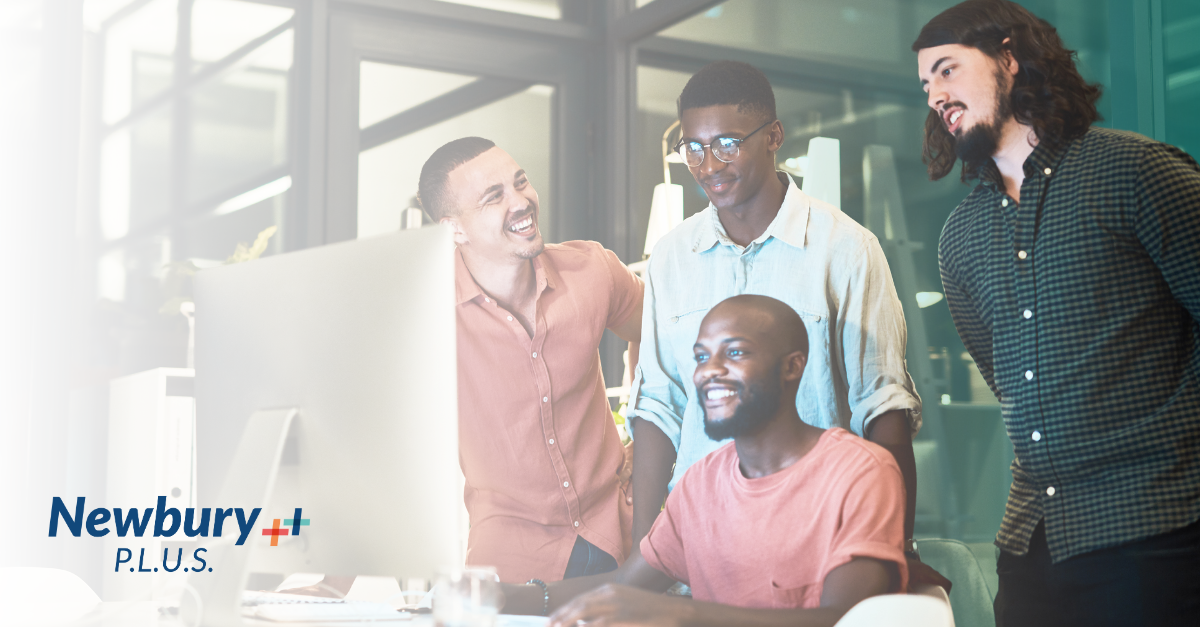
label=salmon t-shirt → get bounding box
[640,428,908,608]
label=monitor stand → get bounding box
[181,408,297,627]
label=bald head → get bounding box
[693,295,809,441]
[704,294,808,361]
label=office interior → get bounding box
[1,0,1197,625]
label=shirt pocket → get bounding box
[769,575,823,609]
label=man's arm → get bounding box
[626,263,689,543]
[500,548,675,615]
[1134,143,1200,325]
[865,410,916,539]
[546,557,892,627]
[630,416,676,548]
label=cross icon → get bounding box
[284,508,310,537]
[261,519,289,546]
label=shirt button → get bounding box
[1001,198,1009,207]
[563,481,569,487]
[1044,167,1052,176]
[574,521,580,527]
[532,352,537,358]
[542,396,548,402]
[484,297,490,303]
[1018,250,1028,260]
[548,438,554,444]
[1032,430,1042,441]
[1023,309,1033,319]
[669,316,679,324]
[1025,370,1034,380]
[1046,486,1056,496]
[507,315,513,321]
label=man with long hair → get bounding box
[915,1,1200,625]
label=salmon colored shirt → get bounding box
[455,241,642,583]
[641,428,908,608]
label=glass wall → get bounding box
[356,62,554,240]
[1164,0,1200,155]
[84,0,294,378]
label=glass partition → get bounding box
[356,60,553,240]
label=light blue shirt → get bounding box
[629,174,922,490]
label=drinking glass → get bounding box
[432,567,502,627]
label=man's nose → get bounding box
[928,87,947,111]
[696,146,725,176]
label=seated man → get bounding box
[503,294,908,626]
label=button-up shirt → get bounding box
[630,173,922,490]
[455,241,642,583]
[939,127,1200,562]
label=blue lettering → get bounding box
[86,508,111,537]
[114,548,132,572]
[234,508,261,546]
[137,548,153,572]
[191,547,208,572]
[49,497,85,537]
[184,508,211,537]
[153,496,181,537]
[162,548,183,572]
[114,508,153,537]
[213,508,234,537]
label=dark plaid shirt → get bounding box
[939,127,1200,562]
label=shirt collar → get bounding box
[454,246,556,306]
[692,172,810,253]
[978,135,1071,193]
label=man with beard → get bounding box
[916,1,1200,625]
[421,137,643,583]
[499,295,908,626]
[628,60,925,577]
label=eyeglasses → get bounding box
[673,120,773,167]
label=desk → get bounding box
[63,602,550,627]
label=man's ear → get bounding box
[440,216,470,246]
[767,119,785,153]
[999,37,1019,77]
[781,351,807,385]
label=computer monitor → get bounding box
[187,226,463,624]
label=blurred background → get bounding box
[2,0,1197,586]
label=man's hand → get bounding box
[906,556,952,594]
[549,584,690,627]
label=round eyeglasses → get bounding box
[674,119,773,167]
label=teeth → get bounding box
[509,217,533,232]
[706,389,735,400]
[950,110,962,125]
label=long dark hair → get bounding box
[912,0,1102,181]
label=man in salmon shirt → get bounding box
[501,295,908,625]
[417,137,644,584]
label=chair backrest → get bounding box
[834,589,955,627]
[917,539,998,627]
[0,567,101,625]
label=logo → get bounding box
[260,508,309,547]
[49,497,312,573]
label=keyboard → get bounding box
[243,600,403,622]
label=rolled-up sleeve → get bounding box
[841,236,922,437]
[627,259,686,450]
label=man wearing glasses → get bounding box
[629,61,925,568]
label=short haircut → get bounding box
[912,0,1101,181]
[417,137,496,221]
[709,294,808,361]
[677,61,776,122]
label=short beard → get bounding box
[702,365,782,441]
[953,69,1013,167]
